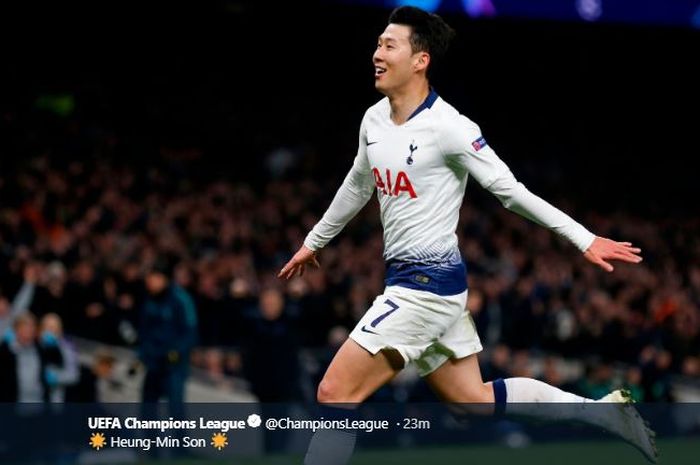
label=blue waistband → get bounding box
[385,259,467,296]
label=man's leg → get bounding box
[166,365,188,456]
[166,365,186,419]
[317,338,403,403]
[142,365,163,403]
[304,338,403,465]
[425,354,657,462]
[425,353,589,405]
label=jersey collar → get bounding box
[407,87,439,121]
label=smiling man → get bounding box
[279,6,657,464]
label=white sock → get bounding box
[503,377,590,403]
[304,429,357,465]
[497,377,613,429]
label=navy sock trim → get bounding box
[493,378,507,416]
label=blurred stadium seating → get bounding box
[1,0,698,408]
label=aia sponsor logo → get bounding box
[372,168,417,198]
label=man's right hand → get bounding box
[24,262,40,284]
[278,245,321,280]
[583,236,642,272]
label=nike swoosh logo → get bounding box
[360,325,379,335]
[367,141,379,146]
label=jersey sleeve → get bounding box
[439,115,595,252]
[303,114,376,251]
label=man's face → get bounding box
[373,24,427,94]
[260,289,284,321]
[40,314,62,337]
[15,320,36,346]
[145,272,168,295]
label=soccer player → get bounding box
[279,6,657,464]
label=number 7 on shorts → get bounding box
[369,299,399,328]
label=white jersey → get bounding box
[304,90,594,295]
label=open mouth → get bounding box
[375,66,386,78]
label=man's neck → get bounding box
[388,81,430,125]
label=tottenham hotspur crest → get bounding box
[407,140,418,165]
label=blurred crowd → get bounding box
[0,105,698,406]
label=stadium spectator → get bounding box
[0,313,64,402]
[243,287,301,402]
[138,258,197,410]
[243,287,302,452]
[39,313,80,402]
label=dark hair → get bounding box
[148,254,176,278]
[388,6,456,73]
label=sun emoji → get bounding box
[211,432,228,450]
[89,432,106,450]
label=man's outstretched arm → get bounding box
[486,171,642,271]
[441,116,642,272]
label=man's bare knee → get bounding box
[315,340,401,404]
[316,378,337,403]
[317,377,361,404]
[443,384,494,416]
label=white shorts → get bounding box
[349,285,483,377]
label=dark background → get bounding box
[3,0,699,211]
